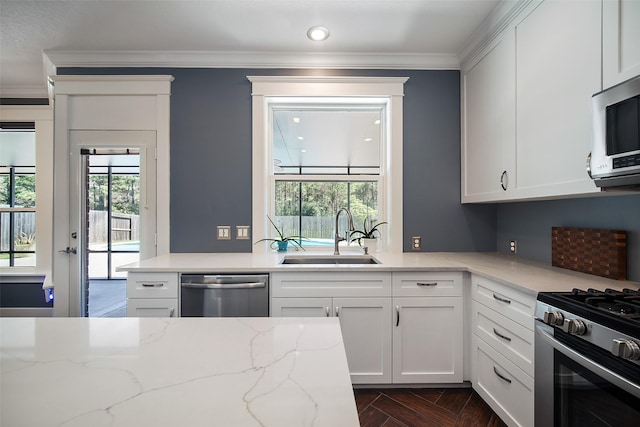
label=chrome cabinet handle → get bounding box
[335,306,340,317]
[493,366,512,384]
[169,308,175,317]
[417,282,438,287]
[395,305,400,327]
[181,282,265,289]
[325,307,330,317]
[500,170,508,191]
[493,328,512,342]
[493,293,511,304]
[142,282,165,288]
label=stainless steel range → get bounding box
[535,288,640,427]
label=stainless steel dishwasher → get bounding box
[180,274,269,317]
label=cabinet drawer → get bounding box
[473,335,534,427]
[126,272,179,299]
[126,298,178,317]
[472,301,534,377]
[472,275,535,330]
[271,272,391,298]
[392,272,462,297]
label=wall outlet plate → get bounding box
[509,240,517,253]
[412,236,421,251]
[217,225,231,240]
[236,226,250,240]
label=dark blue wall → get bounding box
[497,195,640,281]
[59,67,497,254]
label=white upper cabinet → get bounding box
[514,0,601,198]
[461,0,607,202]
[462,29,516,202]
[603,0,640,88]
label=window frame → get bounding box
[249,75,407,253]
[0,164,37,266]
[0,105,53,275]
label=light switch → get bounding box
[217,226,231,240]
[236,226,250,240]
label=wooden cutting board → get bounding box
[551,227,627,280]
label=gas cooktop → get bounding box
[537,288,640,339]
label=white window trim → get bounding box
[248,76,407,254]
[0,105,54,283]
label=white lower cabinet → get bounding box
[126,298,178,317]
[470,274,535,427]
[271,271,464,385]
[126,272,179,317]
[392,297,463,383]
[472,336,534,427]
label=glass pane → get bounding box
[0,211,9,251]
[89,175,108,248]
[0,175,9,206]
[15,173,36,207]
[111,175,139,216]
[272,108,382,171]
[111,252,139,278]
[14,212,36,252]
[274,180,379,246]
[89,252,109,279]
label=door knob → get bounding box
[58,247,77,254]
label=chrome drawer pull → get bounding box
[395,306,400,327]
[325,307,330,317]
[169,308,175,317]
[493,366,512,384]
[335,306,340,317]
[493,293,511,304]
[417,282,438,287]
[493,328,512,342]
[142,282,164,288]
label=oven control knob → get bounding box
[612,339,640,360]
[543,311,564,326]
[562,319,587,335]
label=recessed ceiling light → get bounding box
[374,119,381,125]
[301,149,307,153]
[297,136,304,140]
[307,26,330,41]
[293,117,301,123]
[364,138,373,142]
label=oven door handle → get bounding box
[536,325,640,398]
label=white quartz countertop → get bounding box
[0,317,360,427]
[118,251,639,295]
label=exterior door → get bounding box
[68,131,156,317]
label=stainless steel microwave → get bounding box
[589,74,640,189]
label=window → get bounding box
[0,125,37,267]
[249,76,407,253]
[271,101,384,247]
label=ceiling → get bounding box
[0,0,503,98]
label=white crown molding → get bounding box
[0,85,50,98]
[458,0,534,71]
[43,50,461,71]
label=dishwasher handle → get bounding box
[181,281,266,290]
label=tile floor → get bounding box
[354,387,508,427]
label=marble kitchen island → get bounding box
[0,317,360,427]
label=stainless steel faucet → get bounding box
[334,207,355,255]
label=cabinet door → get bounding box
[462,29,516,202]
[335,298,392,384]
[515,0,601,198]
[126,298,177,317]
[393,297,463,383]
[603,0,640,88]
[271,298,332,317]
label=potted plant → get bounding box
[349,218,387,252]
[254,215,306,251]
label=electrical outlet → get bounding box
[412,236,421,251]
[236,226,250,240]
[217,226,231,240]
[509,240,517,253]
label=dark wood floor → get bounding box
[354,388,508,427]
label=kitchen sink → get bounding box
[280,255,381,265]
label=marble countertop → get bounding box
[118,251,639,295]
[0,317,360,427]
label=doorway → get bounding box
[85,151,140,317]
[69,130,157,317]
